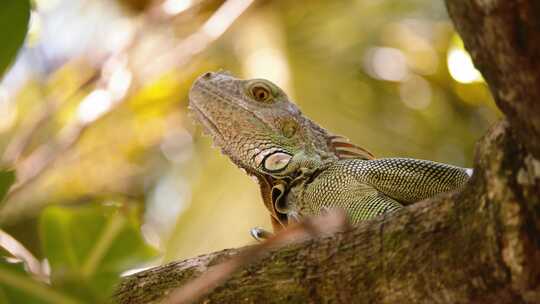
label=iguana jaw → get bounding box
[189,102,224,145]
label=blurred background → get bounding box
[0,0,498,302]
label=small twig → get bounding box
[80,210,126,278]
[0,229,47,282]
[163,210,349,304]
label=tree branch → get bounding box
[115,121,540,303]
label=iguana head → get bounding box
[189,71,374,227]
[189,71,373,179]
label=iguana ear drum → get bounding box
[263,152,292,172]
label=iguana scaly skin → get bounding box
[188,71,471,229]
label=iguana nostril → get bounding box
[202,72,213,79]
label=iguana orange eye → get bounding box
[250,85,272,102]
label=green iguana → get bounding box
[188,71,471,237]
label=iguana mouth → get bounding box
[188,102,224,143]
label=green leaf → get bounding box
[0,259,46,304]
[0,0,31,78]
[0,169,16,203]
[0,259,80,304]
[39,204,156,302]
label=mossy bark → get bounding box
[115,1,540,303]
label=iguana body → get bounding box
[188,71,470,229]
[286,158,469,223]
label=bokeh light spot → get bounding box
[244,48,289,87]
[365,47,408,82]
[447,48,482,84]
[162,0,192,15]
[27,11,42,47]
[0,87,17,133]
[77,89,113,124]
[399,75,432,110]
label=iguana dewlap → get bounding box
[188,71,471,229]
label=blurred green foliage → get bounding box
[0,259,80,304]
[40,205,156,302]
[0,170,15,204]
[0,0,30,78]
[0,0,498,302]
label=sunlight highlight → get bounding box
[162,0,193,15]
[0,88,17,133]
[77,89,113,124]
[237,11,291,91]
[27,11,42,47]
[202,0,254,38]
[107,65,132,100]
[447,48,482,84]
[35,0,60,12]
[244,48,290,88]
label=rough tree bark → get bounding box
[115,1,540,303]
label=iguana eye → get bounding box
[263,152,292,172]
[251,86,271,102]
[248,82,273,102]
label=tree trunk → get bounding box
[446,0,540,157]
[115,1,540,303]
